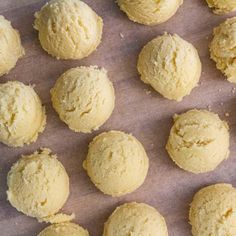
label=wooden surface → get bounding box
[1,1,236,235]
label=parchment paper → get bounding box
[0,1,236,235]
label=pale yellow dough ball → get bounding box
[34,0,103,59]
[166,109,230,173]
[189,183,236,236]
[0,81,46,147]
[7,148,73,223]
[0,15,24,76]
[103,202,168,236]
[117,0,183,25]
[83,131,149,197]
[51,66,115,133]
[206,0,236,14]
[210,17,236,83]
[137,33,202,101]
[38,222,89,236]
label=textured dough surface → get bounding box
[0,81,46,147]
[7,148,73,223]
[51,66,115,133]
[103,202,168,236]
[38,222,89,236]
[210,17,236,83]
[83,131,149,197]
[34,0,103,59]
[166,109,229,173]
[117,0,183,25]
[0,15,24,76]
[206,0,236,14]
[189,183,236,236]
[137,33,201,101]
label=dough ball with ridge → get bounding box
[83,131,149,197]
[7,148,73,223]
[51,66,115,133]
[103,202,168,236]
[210,17,236,83]
[137,33,201,101]
[34,0,103,59]
[0,15,24,76]
[189,183,236,236]
[117,0,183,25]
[0,81,46,147]
[166,109,230,173]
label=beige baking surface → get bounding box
[0,1,236,235]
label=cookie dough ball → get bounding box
[117,0,183,25]
[83,131,149,197]
[210,17,236,83]
[206,0,236,14]
[103,202,168,236]
[0,15,24,76]
[38,222,89,236]
[51,66,115,133]
[137,33,202,101]
[0,81,46,147]
[166,109,230,173]
[189,183,236,236]
[34,0,103,60]
[7,148,73,223]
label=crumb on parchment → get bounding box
[119,33,124,39]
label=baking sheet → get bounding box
[0,0,236,235]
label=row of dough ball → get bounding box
[0,81,230,175]
[38,183,236,236]
[7,148,236,236]
[6,134,149,222]
[38,202,168,236]
[3,13,236,105]
[0,0,104,75]
[6,125,230,220]
[0,0,103,65]
[0,66,114,147]
[1,0,103,65]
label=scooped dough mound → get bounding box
[38,222,89,236]
[189,183,236,236]
[0,81,46,147]
[0,15,24,76]
[34,0,103,59]
[137,33,201,101]
[210,17,236,83]
[166,109,230,173]
[51,66,115,133]
[117,0,183,25]
[83,131,149,197]
[206,0,236,14]
[103,202,168,236]
[7,148,73,223]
